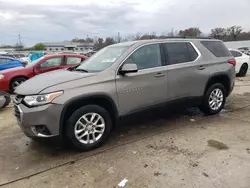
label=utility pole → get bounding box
[118,32,121,43]
[18,34,22,47]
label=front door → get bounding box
[115,43,168,116]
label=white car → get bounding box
[229,49,250,77]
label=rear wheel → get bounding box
[200,83,226,115]
[10,77,27,92]
[66,105,112,151]
[238,63,248,77]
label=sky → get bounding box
[0,0,250,46]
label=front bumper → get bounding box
[14,102,63,138]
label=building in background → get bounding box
[43,42,94,53]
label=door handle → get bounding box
[155,72,165,77]
[198,65,206,70]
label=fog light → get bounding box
[31,125,51,137]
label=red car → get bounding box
[0,54,87,92]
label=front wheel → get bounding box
[200,83,226,115]
[10,77,27,92]
[66,105,112,151]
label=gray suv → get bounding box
[14,39,235,151]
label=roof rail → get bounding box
[161,36,214,39]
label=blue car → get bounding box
[0,56,25,71]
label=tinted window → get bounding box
[39,57,62,68]
[124,44,162,70]
[66,57,82,65]
[201,41,231,57]
[164,42,192,64]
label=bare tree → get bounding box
[227,26,243,41]
[210,28,227,39]
[179,28,202,37]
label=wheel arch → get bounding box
[9,75,29,90]
[59,94,119,136]
[204,74,231,97]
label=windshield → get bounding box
[25,56,45,68]
[76,46,129,72]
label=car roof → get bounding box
[44,54,87,58]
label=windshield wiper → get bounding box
[73,68,88,73]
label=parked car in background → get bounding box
[0,56,25,71]
[229,49,250,77]
[238,47,250,55]
[13,39,235,151]
[0,54,87,92]
[0,91,11,108]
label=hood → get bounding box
[0,67,25,74]
[15,69,96,95]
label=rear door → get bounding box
[163,42,204,100]
[35,56,63,74]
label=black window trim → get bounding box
[116,41,201,75]
[163,41,201,66]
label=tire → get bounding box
[200,83,226,115]
[0,92,11,108]
[238,63,248,77]
[66,105,112,151]
[10,77,27,92]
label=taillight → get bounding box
[228,59,236,66]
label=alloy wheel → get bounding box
[208,88,224,111]
[74,113,105,144]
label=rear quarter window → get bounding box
[201,41,231,57]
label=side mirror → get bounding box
[120,64,138,75]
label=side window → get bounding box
[39,57,62,68]
[230,50,238,57]
[201,41,231,57]
[237,51,242,57]
[66,57,82,65]
[0,59,9,64]
[0,59,6,64]
[164,42,192,64]
[124,44,162,70]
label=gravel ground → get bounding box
[0,76,250,188]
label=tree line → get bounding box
[87,25,250,50]
[1,25,250,51]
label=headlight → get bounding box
[23,91,63,107]
[0,74,4,80]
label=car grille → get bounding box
[14,104,21,123]
[14,95,24,104]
